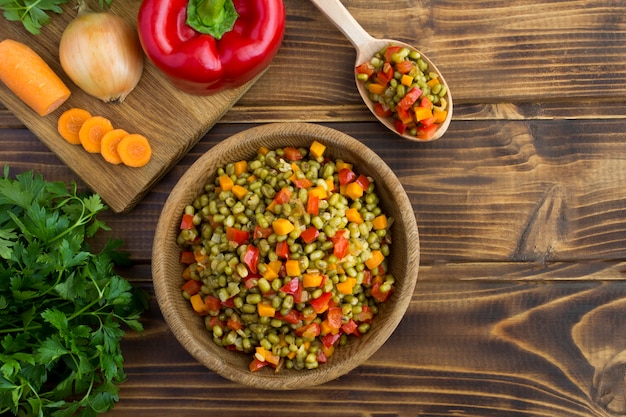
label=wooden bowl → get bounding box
[152,123,420,389]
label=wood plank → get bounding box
[243,0,626,106]
[106,266,626,417]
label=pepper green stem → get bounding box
[187,0,239,39]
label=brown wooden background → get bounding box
[2,0,626,416]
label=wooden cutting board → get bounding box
[0,1,262,213]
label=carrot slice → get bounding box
[79,116,113,153]
[117,134,152,167]
[0,39,71,116]
[57,108,92,145]
[100,129,129,165]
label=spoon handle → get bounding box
[309,0,375,52]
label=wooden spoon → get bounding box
[310,0,452,142]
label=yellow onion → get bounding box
[59,3,144,103]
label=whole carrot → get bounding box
[0,39,71,116]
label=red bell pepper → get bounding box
[243,245,260,273]
[226,226,249,245]
[180,213,195,230]
[137,0,285,95]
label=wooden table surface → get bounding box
[3,0,626,416]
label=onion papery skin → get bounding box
[60,11,144,103]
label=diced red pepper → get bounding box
[376,62,394,86]
[273,187,292,204]
[374,102,392,118]
[249,357,269,372]
[293,178,313,189]
[419,97,433,109]
[331,231,350,260]
[362,269,372,286]
[371,281,393,302]
[341,319,359,335]
[180,213,195,230]
[396,106,414,126]
[338,168,357,185]
[181,279,202,296]
[300,226,320,244]
[355,174,370,191]
[253,225,273,239]
[295,322,320,339]
[383,45,403,62]
[227,316,243,331]
[395,59,415,74]
[416,124,438,141]
[275,309,302,324]
[280,277,302,298]
[321,331,342,348]
[357,305,374,323]
[283,147,303,161]
[306,194,319,215]
[309,292,332,314]
[355,62,375,77]
[243,275,259,289]
[243,245,260,274]
[326,306,343,329]
[225,226,249,245]
[316,349,328,364]
[207,315,224,329]
[180,251,195,265]
[275,240,290,259]
[394,118,407,135]
[204,295,221,314]
[397,86,422,112]
[221,296,236,308]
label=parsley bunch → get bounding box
[0,168,148,417]
[0,0,113,34]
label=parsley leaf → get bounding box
[1,0,115,34]
[0,168,148,417]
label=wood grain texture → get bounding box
[2,0,626,415]
[0,2,261,213]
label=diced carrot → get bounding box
[365,250,385,270]
[414,106,433,122]
[232,184,247,199]
[100,129,129,165]
[285,259,301,276]
[263,260,282,280]
[272,218,294,236]
[427,78,440,88]
[336,160,353,172]
[78,116,113,154]
[336,277,356,295]
[234,160,248,176]
[0,39,71,116]
[344,182,364,200]
[308,185,328,200]
[57,108,92,145]
[433,108,448,124]
[367,83,386,95]
[189,294,208,315]
[303,272,323,288]
[372,214,388,230]
[219,174,234,191]
[117,133,152,167]
[257,302,276,318]
[309,140,326,159]
[345,207,363,224]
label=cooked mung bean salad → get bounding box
[176,141,396,372]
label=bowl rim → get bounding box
[152,122,419,389]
